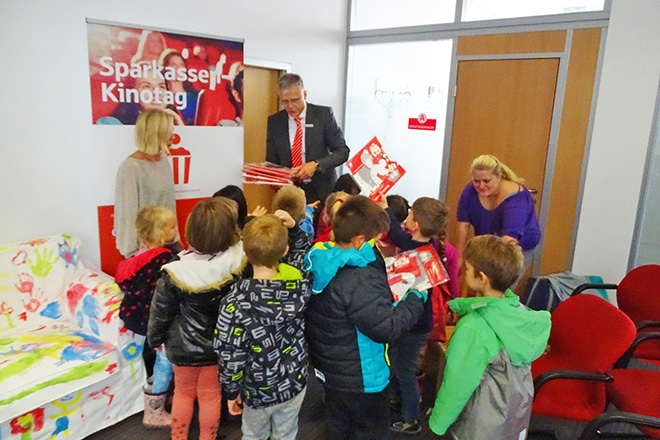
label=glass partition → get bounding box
[462,0,606,21]
[350,0,457,30]
[344,40,453,202]
[631,90,660,268]
[350,0,606,30]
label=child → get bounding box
[214,211,311,440]
[272,185,314,241]
[429,235,551,440]
[313,190,348,244]
[115,205,179,429]
[376,194,410,257]
[386,194,410,223]
[213,184,248,227]
[378,196,459,433]
[333,173,361,196]
[147,197,247,440]
[304,195,427,440]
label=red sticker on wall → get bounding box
[408,113,437,131]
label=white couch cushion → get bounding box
[0,235,84,333]
[0,323,119,423]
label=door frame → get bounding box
[244,57,291,73]
[439,32,573,276]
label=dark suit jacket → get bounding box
[266,103,350,202]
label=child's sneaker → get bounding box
[390,419,422,434]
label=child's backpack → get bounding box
[522,271,609,312]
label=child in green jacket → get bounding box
[429,235,551,440]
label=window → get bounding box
[350,0,606,30]
[344,40,453,202]
[350,0,456,30]
[462,0,606,21]
[631,92,660,268]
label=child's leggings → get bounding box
[171,365,222,440]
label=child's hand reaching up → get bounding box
[375,191,388,209]
[250,206,268,217]
[228,396,243,416]
[274,209,296,228]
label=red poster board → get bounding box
[97,197,206,276]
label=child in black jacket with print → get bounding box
[214,210,311,440]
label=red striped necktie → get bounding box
[291,117,303,167]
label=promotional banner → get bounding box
[87,20,245,275]
[87,20,244,126]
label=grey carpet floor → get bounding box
[87,373,651,440]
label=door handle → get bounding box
[528,188,538,194]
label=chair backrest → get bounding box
[546,294,636,372]
[617,264,660,325]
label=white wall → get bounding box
[0,0,348,268]
[572,0,660,282]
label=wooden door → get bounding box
[446,58,559,250]
[243,65,281,212]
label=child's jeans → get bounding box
[151,345,173,393]
[171,365,221,440]
[241,386,306,440]
[390,331,429,422]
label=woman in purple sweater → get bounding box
[456,154,541,269]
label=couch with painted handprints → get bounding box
[0,235,146,440]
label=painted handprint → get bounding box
[1,301,15,330]
[22,288,46,313]
[28,248,59,278]
[58,240,78,267]
[77,295,100,335]
[15,272,34,294]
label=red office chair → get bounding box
[572,265,660,366]
[577,330,660,440]
[531,294,637,439]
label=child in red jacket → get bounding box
[115,205,180,428]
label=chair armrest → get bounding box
[65,270,123,346]
[614,331,660,368]
[579,411,660,440]
[570,283,618,297]
[637,320,660,331]
[534,370,613,397]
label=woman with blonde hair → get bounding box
[456,154,540,268]
[114,109,178,258]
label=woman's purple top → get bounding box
[457,183,541,251]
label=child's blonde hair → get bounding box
[464,235,524,292]
[272,185,306,223]
[242,214,288,268]
[471,154,525,185]
[185,197,240,255]
[136,206,177,248]
[325,191,349,223]
[135,108,173,156]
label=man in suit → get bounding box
[266,73,350,203]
